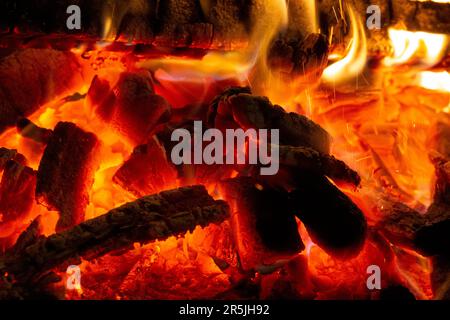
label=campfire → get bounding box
[0,0,449,300]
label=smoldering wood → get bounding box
[431,256,450,300]
[87,71,172,145]
[377,198,449,257]
[219,177,304,271]
[289,174,367,258]
[0,49,84,134]
[0,160,36,224]
[277,145,361,187]
[377,201,427,251]
[208,89,331,154]
[268,33,329,81]
[0,185,230,283]
[1,0,448,51]
[0,148,18,170]
[36,121,100,232]
[113,136,178,197]
[16,118,53,144]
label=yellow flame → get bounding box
[418,71,450,92]
[138,0,288,81]
[384,29,448,67]
[321,4,367,84]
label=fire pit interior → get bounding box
[0,0,449,300]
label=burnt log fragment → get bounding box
[209,90,331,154]
[289,175,367,258]
[268,33,329,81]
[87,71,172,145]
[113,136,178,197]
[16,118,53,144]
[377,201,427,251]
[0,148,18,170]
[0,160,36,224]
[36,122,100,232]
[0,185,229,282]
[0,49,83,134]
[219,177,304,271]
[431,256,450,300]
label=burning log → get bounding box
[377,199,449,257]
[289,174,367,258]
[377,201,426,251]
[36,122,100,232]
[16,118,53,144]
[87,71,172,145]
[0,185,229,282]
[0,49,83,134]
[113,136,178,197]
[219,177,304,271]
[208,89,331,154]
[0,160,36,224]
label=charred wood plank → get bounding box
[289,174,367,258]
[0,49,84,134]
[0,185,229,282]
[36,122,100,232]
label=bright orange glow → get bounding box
[322,4,367,84]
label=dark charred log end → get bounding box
[289,175,367,259]
[219,176,304,270]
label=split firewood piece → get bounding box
[0,48,84,134]
[0,185,230,282]
[289,175,367,259]
[36,122,100,232]
[113,136,178,197]
[16,118,53,144]
[208,88,331,154]
[0,160,36,224]
[87,71,172,145]
[219,177,304,271]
